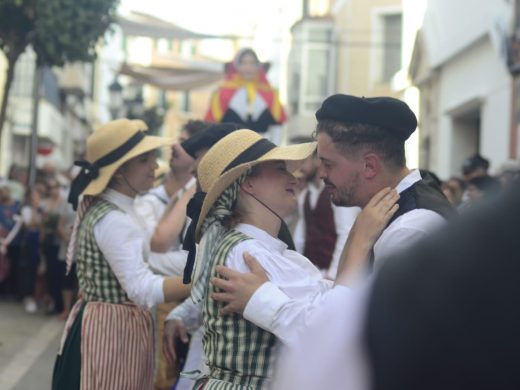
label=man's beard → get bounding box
[324,173,360,207]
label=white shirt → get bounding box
[293,181,360,278]
[166,298,203,332]
[94,189,165,309]
[134,184,169,238]
[227,223,330,346]
[247,169,449,389]
[273,283,371,390]
[373,169,445,269]
[134,181,195,277]
[134,177,195,250]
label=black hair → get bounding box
[462,154,490,175]
[315,120,406,169]
[468,175,502,198]
[182,120,211,138]
[236,48,260,64]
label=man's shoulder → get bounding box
[388,208,446,233]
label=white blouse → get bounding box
[93,189,164,309]
[227,223,332,345]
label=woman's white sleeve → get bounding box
[94,211,165,308]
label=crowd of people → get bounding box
[0,47,519,390]
[0,164,77,317]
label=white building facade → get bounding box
[410,0,513,178]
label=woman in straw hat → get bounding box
[52,119,190,390]
[182,129,398,389]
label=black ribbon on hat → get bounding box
[181,137,278,284]
[68,130,146,210]
[182,191,206,283]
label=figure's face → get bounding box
[237,53,260,81]
[243,161,298,218]
[317,133,364,207]
[119,150,159,193]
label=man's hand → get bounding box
[163,318,189,367]
[211,252,268,315]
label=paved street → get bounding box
[0,300,64,390]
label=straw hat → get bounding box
[194,129,316,241]
[68,118,173,209]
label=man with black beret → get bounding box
[314,94,456,267]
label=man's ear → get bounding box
[363,153,380,180]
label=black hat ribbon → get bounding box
[68,130,146,210]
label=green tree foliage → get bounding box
[0,0,119,142]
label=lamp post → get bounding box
[107,80,165,135]
[108,78,123,119]
[126,87,144,119]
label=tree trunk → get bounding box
[0,55,18,150]
[28,65,42,187]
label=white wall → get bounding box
[435,36,511,177]
[422,0,509,68]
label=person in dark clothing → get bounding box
[466,175,502,202]
[366,179,520,390]
[461,153,490,182]
[0,181,22,296]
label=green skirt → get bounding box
[52,301,85,390]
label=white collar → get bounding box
[395,169,422,194]
[101,188,135,214]
[235,223,288,253]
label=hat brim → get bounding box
[83,135,175,196]
[195,141,316,241]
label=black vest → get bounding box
[368,174,456,268]
[388,173,457,226]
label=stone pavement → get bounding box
[0,300,64,390]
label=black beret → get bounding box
[315,94,418,140]
[181,122,242,158]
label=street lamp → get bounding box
[108,78,123,119]
[107,81,164,134]
[127,89,144,119]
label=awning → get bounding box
[117,12,230,40]
[119,62,223,90]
